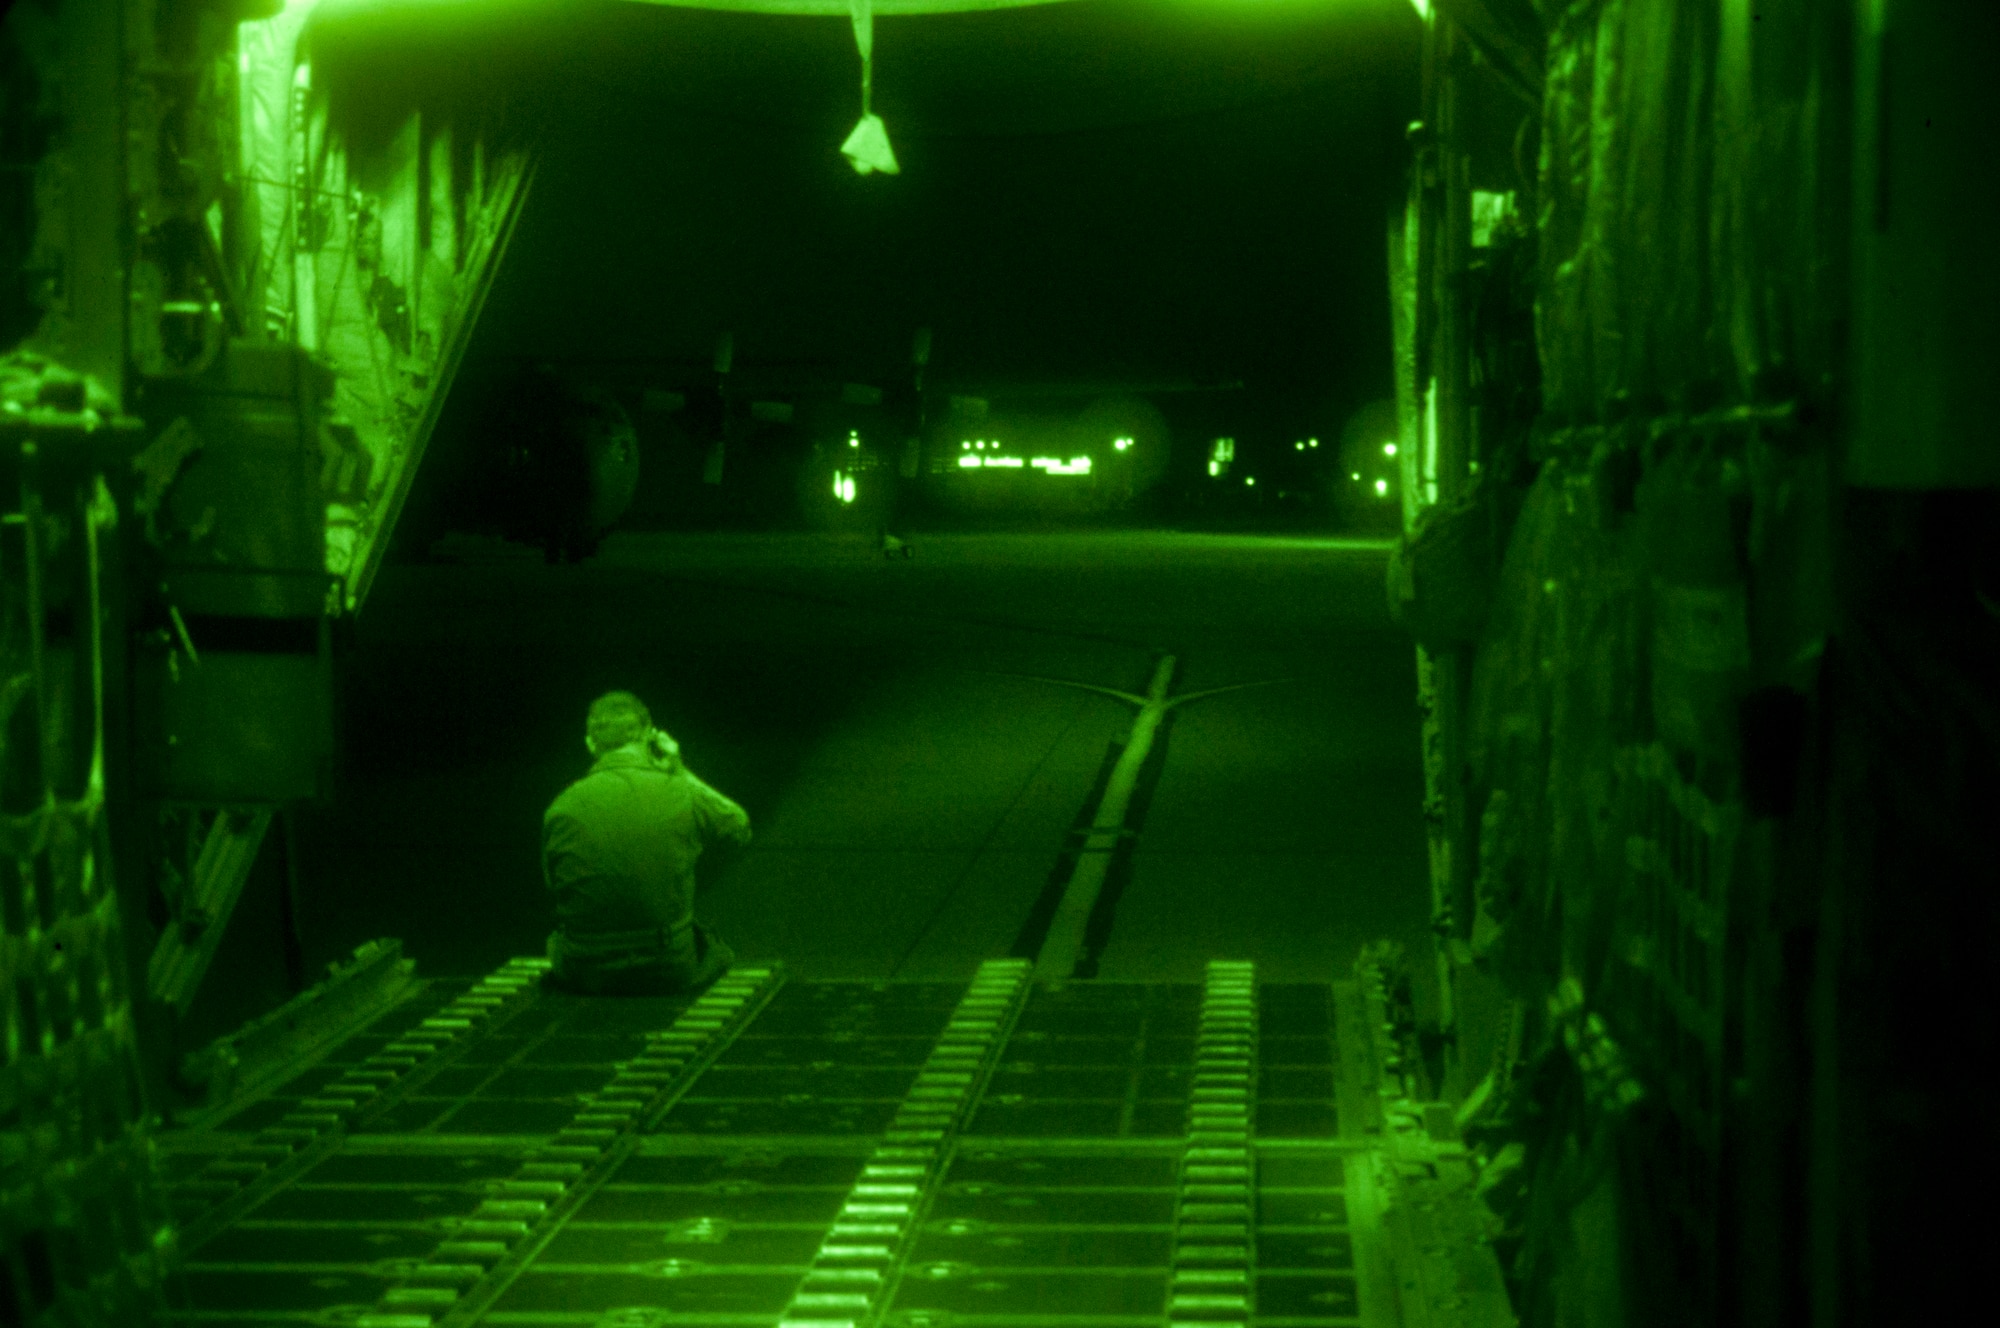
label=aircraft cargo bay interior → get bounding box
[1,4,1994,1328]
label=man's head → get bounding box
[585,691,652,756]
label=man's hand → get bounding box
[646,727,683,770]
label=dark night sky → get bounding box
[327,0,1422,436]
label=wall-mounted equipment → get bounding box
[134,342,335,806]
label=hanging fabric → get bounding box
[840,0,899,174]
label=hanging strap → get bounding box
[850,0,874,114]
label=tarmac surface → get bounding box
[225,530,1430,1028]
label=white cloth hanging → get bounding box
[842,0,899,174]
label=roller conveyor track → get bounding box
[155,961,1510,1328]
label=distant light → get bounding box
[1308,438,1319,448]
[1383,441,1398,457]
[1245,476,1256,487]
[1032,456,1092,476]
[962,441,972,450]
[1374,478,1390,496]
[958,455,980,469]
[1294,442,1304,451]
[961,455,1024,470]
[1113,436,1134,452]
[833,470,857,504]
[1208,460,1221,478]
[849,430,861,449]
[1352,472,1362,481]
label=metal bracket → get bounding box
[147,807,275,1013]
[178,937,420,1119]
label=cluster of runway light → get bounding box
[1349,440,1398,497]
[1033,456,1093,476]
[956,439,1093,477]
[831,470,857,503]
[1207,436,1236,478]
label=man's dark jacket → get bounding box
[542,745,751,942]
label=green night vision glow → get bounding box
[1383,441,1397,457]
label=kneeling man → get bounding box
[542,691,750,994]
